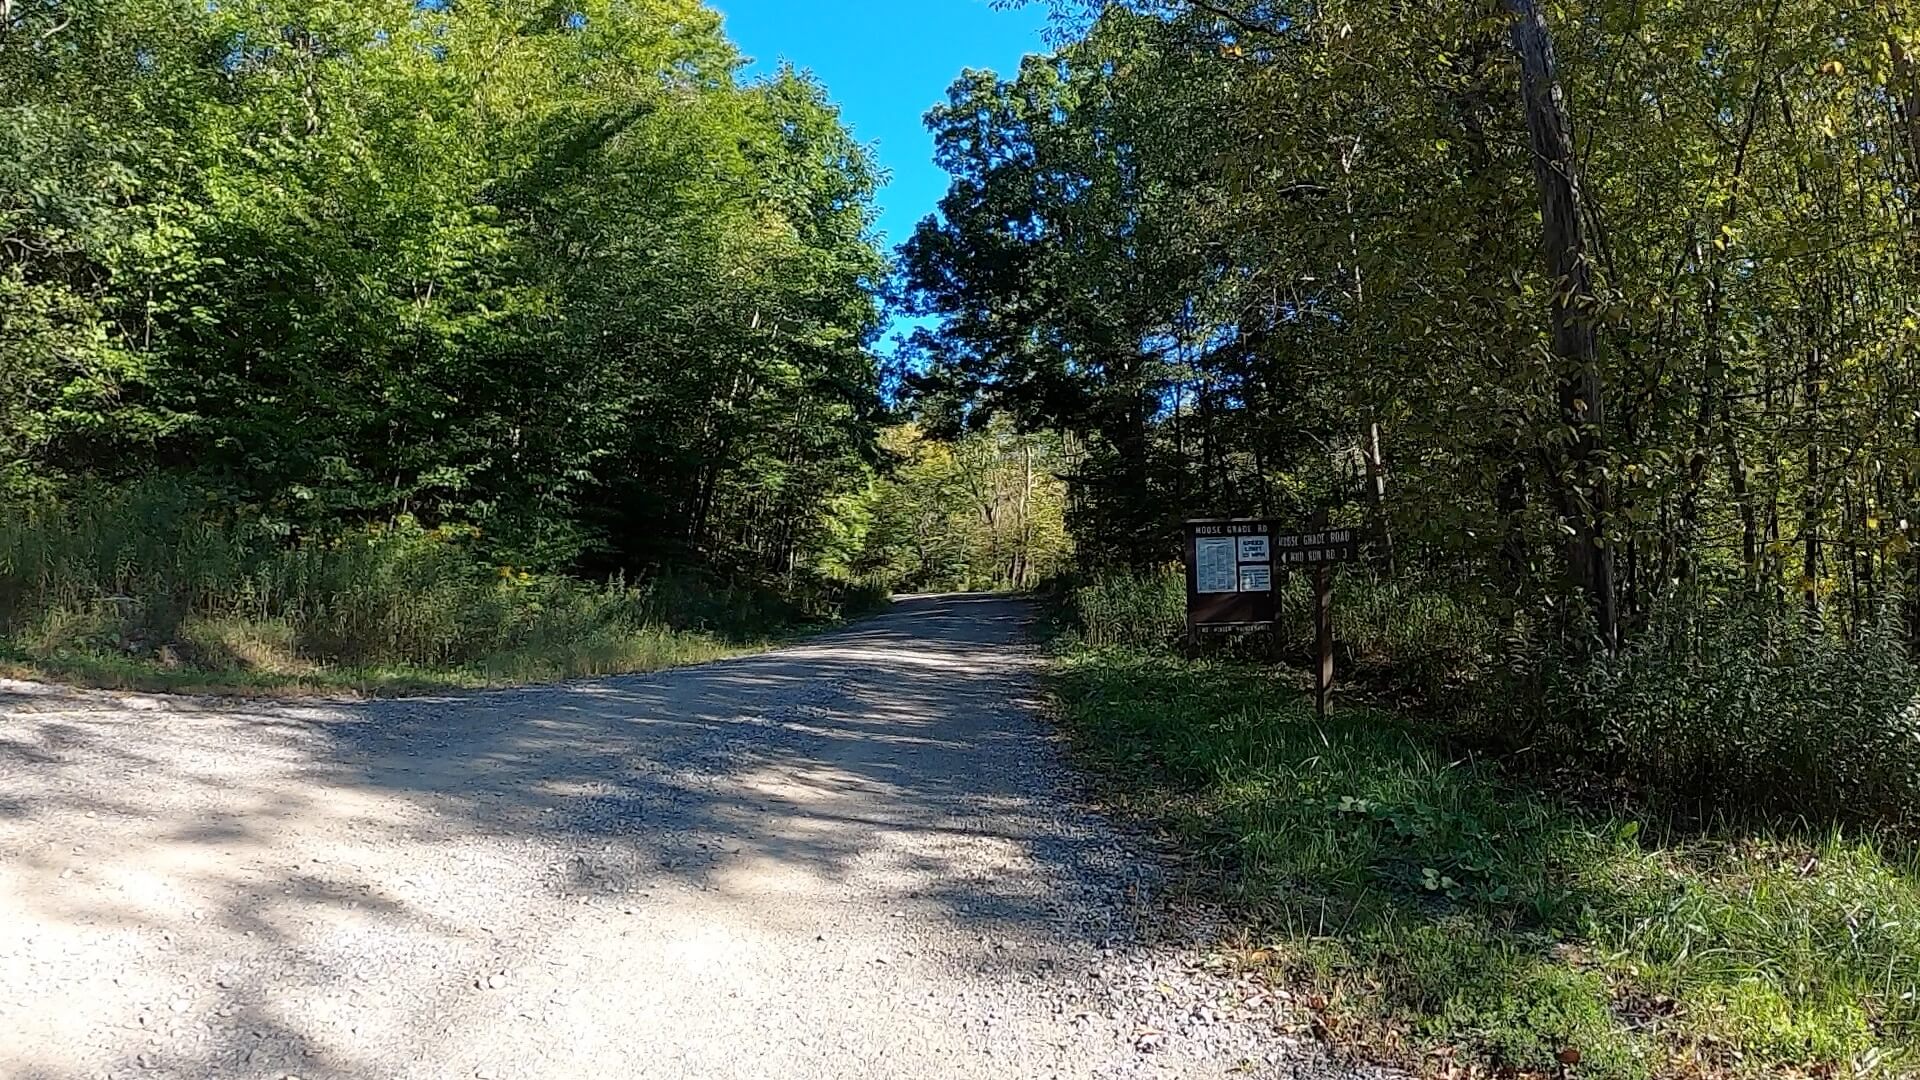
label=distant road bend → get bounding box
[0,594,1346,1079]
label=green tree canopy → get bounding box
[2,0,886,576]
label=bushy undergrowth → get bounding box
[0,490,887,692]
[1071,567,1185,646]
[1054,647,1920,1078]
[1071,567,1492,697]
[1524,599,1920,822]
[1068,568,1920,825]
[1278,574,1494,699]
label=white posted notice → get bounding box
[1238,565,1273,592]
[1237,536,1271,563]
[1196,537,1238,593]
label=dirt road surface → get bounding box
[1,595,1340,1079]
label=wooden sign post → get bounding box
[1273,524,1358,718]
[1185,519,1358,717]
[1315,562,1334,719]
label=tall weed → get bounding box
[1524,598,1920,822]
[1070,566,1493,695]
[1071,568,1185,647]
[1064,564,1920,825]
[0,487,879,688]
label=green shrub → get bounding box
[1523,597,1920,822]
[1070,567,1186,647]
[1065,561,1920,825]
[1068,565,1495,694]
[1281,573,1496,698]
[0,487,881,690]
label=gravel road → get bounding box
[1,594,1356,1080]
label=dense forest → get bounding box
[902,0,1920,815]
[0,0,1068,685]
[8,0,1920,784]
[11,0,1920,1073]
[8,0,1920,783]
[911,0,1920,623]
[4,0,884,574]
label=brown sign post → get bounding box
[1184,520,1360,718]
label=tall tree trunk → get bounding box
[1503,0,1620,649]
[1883,18,1920,652]
[1497,456,1530,605]
[1199,383,1218,511]
[1804,347,1825,619]
[1907,457,1920,655]
[1363,417,1395,574]
[1019,442,1035,588]
[1727,432,1759,584]
[1680,10,1778,583]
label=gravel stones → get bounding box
[0,598,1379,1080]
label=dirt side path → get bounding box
[1,595,1337,1080]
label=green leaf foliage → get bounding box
[1,0,886,578]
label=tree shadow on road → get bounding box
[0,594,1167,1079]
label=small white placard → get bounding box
[1238,565,1273,592]
[1238,536,1271,563]
[1196,537,1237,593]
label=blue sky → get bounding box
[711,0,1053,349]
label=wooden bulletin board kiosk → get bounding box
[1184,518,1360,717]
[1183,518,1279,634]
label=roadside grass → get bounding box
[0,621,765,697]
[0,491,890,698]
[0,589,892,697]
[1051,645,1920,1080]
